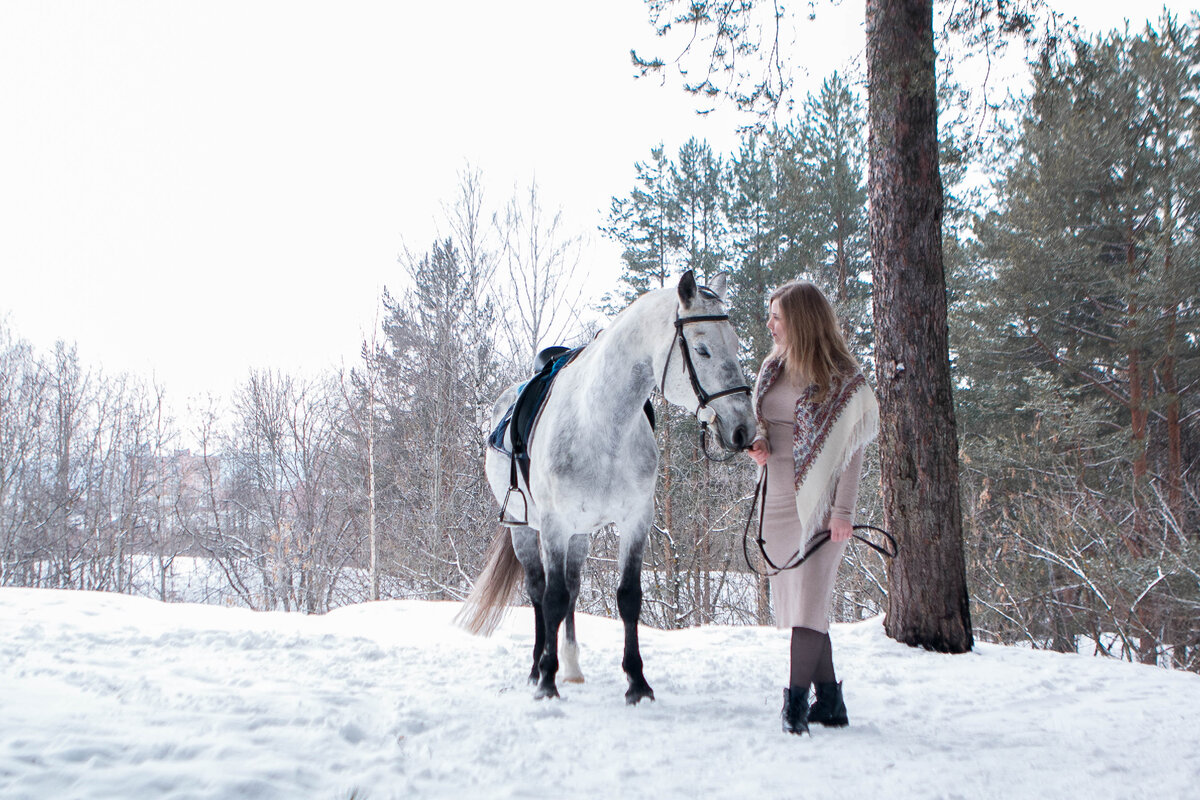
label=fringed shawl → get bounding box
[752,357,880,549]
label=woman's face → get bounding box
[767,299,786,349]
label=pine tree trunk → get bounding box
[1163,348,1183,531]
[1162,254,1185,537]
[1128,343,1149,551]
[866,0,973,653]
[1157,195,1185,537]
[1126,232,1150,548]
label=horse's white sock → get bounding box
[560,638,585,683]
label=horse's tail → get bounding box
[455,528,524,636]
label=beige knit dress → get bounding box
[760,369,865,631]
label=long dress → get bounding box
[760,369,865,631]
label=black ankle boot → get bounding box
[781,686,809,735]
[808,681,849,727]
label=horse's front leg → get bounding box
[511,526,545,685]
[560,607,583,684]
[560,533,589,684]
[534,522,571,700]
[618,526,654,705]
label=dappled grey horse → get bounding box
[458,270,756,703]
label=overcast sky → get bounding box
[0,1,1192,417]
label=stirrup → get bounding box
[498,485,528,527]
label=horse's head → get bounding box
[662,270,756,453]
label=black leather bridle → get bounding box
[661,312,753,460]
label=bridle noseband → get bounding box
[661,311,752,460]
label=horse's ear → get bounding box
[709,272,729,303]
[678,269,697,308]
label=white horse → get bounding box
[458,270,756,703]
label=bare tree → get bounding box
[496,178,586,363]
[0,322,48,585]
[202,370,356,612]
[340,319,383,602]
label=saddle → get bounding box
[489,344,656,525]
[489,346,582,487]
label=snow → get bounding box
[2,588,1198,799]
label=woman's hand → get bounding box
[829,518,853,542]
[747,438,770,466]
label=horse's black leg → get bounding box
[529,602,545,685]
[511,526,545,685]
[534,530,569,700]
[617,532,654,705]
[561,533,589,684]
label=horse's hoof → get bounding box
[625,683,655,705]
[533,683,560,700]
[563,675,586,684]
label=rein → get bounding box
[661,312,752,462]
[741,464,897,577]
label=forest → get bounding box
[1,15,1196,671]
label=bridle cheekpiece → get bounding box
[661,308,753,461]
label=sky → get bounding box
[4,587,1200,798]
[0,1,1194,419]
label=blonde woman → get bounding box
[746,281,879,735]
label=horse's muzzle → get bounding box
[730,422,753,452]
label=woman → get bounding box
[746,281,879,735]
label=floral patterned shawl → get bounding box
[752,356,880,548]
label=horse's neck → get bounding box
[579,291,673,425]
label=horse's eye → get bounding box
[696,345,711,358]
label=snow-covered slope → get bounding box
[2,588,1197,799]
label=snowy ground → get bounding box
[2,588,1198,800]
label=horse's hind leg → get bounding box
[560,533,588,684]
[618,529,654,705]
[511,526,545,685]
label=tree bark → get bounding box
[866,0,973,652]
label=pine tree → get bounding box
[674,137,729,283]
[725,133,779,366]
[602,144,683,307]
[981,21,1200,541]
[796,74,872,359]
[867,0,973,653]
[973,16,1200,664]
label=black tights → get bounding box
[789,626,836,689]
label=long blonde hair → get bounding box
[769,281,858,400]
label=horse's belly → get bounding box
[491,410,657,533]
[540,473,654,532]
